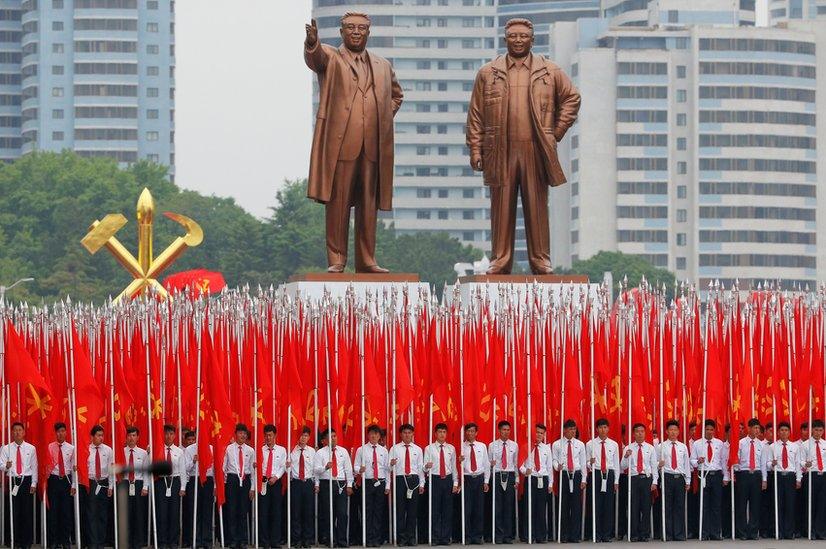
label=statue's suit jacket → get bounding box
[305,42,403,211]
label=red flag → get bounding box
[71,325,105,488]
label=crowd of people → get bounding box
[1,416,824,548]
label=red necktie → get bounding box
[501,443,507,470]
[439,445,446,479]
[58,444,65,477]
[817,441,823,472]
[331,448,338,477]
[671,442,677,470]
[16,446,22,476]
[404,445,411,475]
[706,440,713,463]
[601,441,607,473]
[470,443,477,472]
[128,449,135,482]
[266,447,273,478]
[299,448,305,480]
[567,440,574,471]
[636,444,643,474]
[166,447,171,466]
[782,442,788,469]
[749,440,756,470]
[94,447,101,480]
[372,446,379,479]
[534,446,541,471]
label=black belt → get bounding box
[737,470,761,474]
[777,471,796,476]
[91,479,109,486]
[665,472,685,478]
[703,470,722,475]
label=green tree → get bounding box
[559,250,676,294]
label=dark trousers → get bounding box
[760,474,775,538]
[395,474,419,545]
[810,473,826,539]
[629,475,652,541]
[663,473,687,541]
[290,478,314,546]
[557,470,582,542]
[8,476,33,548]
[699,470,723,539]
[617,473,628,539]
[118,479,146,549]
[85,479,109,548]
[183,478,195,547]
[687,472,700,538]
[47,474,72,547]
[463,474,485,544]
[587,470,615,542]
[734,471,761,539]
[430,474,453,544]
[797,474,807,537]
[318,479,349,547]
[360,478,386,546]
[326,153,379,270]
[223,474,251,547]
[194,477,214,547]
[154,476,181,547]
[493,471,515,543]
[519,475,548,542]
[776,472,797,539]
[258,478,283,548]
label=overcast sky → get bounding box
[175,0,767,219]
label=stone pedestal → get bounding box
[281,273,431,308]
[449,274,603,309]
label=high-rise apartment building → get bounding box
[768,0,826,24]
[0,0,175,171]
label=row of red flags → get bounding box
[2,287,823,504]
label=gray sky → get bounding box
[176,0,312,219]
[175,0,767,219]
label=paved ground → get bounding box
[500,542,821,548]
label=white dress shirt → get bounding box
[354,443,390,481]
[520,442,553,480]
[734,436,768,481]
[621,441,659,484]
[161,444,188,483]
[260,444,287,480]
[424,442,459,486]
[389,442,425,487]
[769,440,802,482]
[288,445,316,480]
[802,437,826,473]
[122,446,150,484]
[47,441,75,478]
[657,440,692,484]
[1,441,38,486]
[551,437,588,476]
[461,440,490,483]
[223,443,256,479]
[183,443,214,479]
[86,443,115,485]
[488,438,519,474]
[690,437,730,481]
[313,445,354,486]
[585,437,620,484]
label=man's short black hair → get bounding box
[464,422,478,432]
[800,422,809,430]
[163,424,176,434]
[54,422,67,431]
[563,419,577,430]
[263,424,276,435]
[235,423,249,434]
[184,430,195,439]
[632,423,645,431]
[126,426,139,435]
[11,422,24,430]
[435,423,448,432]
[704,419,716,429]
[778,421,791,430]
[497,420,511,430]
[665,419,679,430]
[595,418,609,428]
[812,419,825,429]
[535,423,546,431]
[399,423,414,434]
[90,425,104,437]
[747,418,761,428]
[301,426,312,435]
[367,424,381,436]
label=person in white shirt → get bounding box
[552,418,587,543]
[223,423,256,548]
[760,422,775,539]
[46,421,75,549]
[258,423,287,548]
[621,422,658,542]
[733,418,766,540]
[689,419,730,540]
[489,419,519,544]
[121,426,149,549]
[86,424,114,549]
[586,417,619,542]
[460,422,489,545]
[657,419,691,541]
[181,429,196,548]
[424,422,459,545]
[314,428,353,548]
[803,419,826,540]
[389,423,425,546]
[287,426,315,548]
[1,421,37,549]
[796,421,811,538]
[354,424,390,547]
[519,422,552,543]
[183,429,214,549]
[769,421,802,539]
[155,423,187,549]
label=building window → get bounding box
[677,113,687,126]
[52,87,63,97]
[462,210,474,220]
[416,18,431,27]
[416,60,431,70]
[437,125,447,134]
[463,231,475,241]
[571,230,579,244]
[675,38,689,49]
[417,211,431,220]
[571,206,579,220]
[52,131,63,140]
[676,257,687,270]
[677,161,687,174]
[416,188,431,198]
[146,131,159,141]
[148,0,158,8]
[52,65,64,75]
[677,65,686,78]
[52,109,63,119]
[52,43,64,53]
[416,146,430,155]
[438,210,448,220]
[147,87,158,97]
[677,209,687,222]
[462,188,474,198]
[147,66,159,76]
[147,22,159,32]
[437,39,447,49]
[677,185,687,199]
[52,21,63,31]
[147,154,159,163]
[146,44,159,54]
[677,137,686,150]
[52,0,63,7]
[438,189,448,198]
[677,233,687,246]
[668,10,678,23]
[147,109,158,119]
[677,89,687,103]
[416,125,431,134]
[437,82,447,91]
[438,146,448,155]
[438,104,448,112]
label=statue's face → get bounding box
[505,23,533,58]
[340,15,370,53]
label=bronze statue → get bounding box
[467,18,581,275]
[304,13,403,273]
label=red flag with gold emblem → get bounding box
[71,324,105,488]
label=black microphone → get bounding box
[114,460,173,477]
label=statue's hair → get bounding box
[341,12,371,26]
[505,18,534,32]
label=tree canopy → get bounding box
[559,250,677,294]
